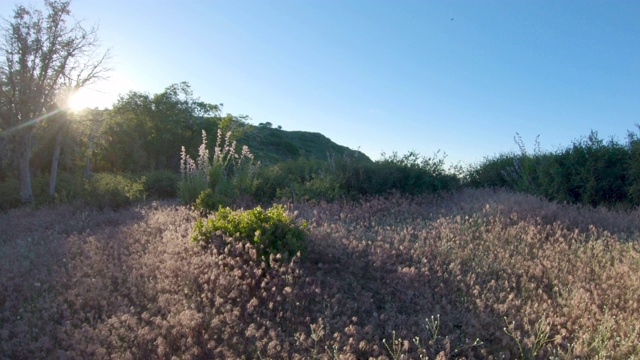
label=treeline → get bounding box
[466,130,640,208]
[0,82,460,211]
[0,82,245,210]
[2,81,640,211]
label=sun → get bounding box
[67,88,97,111]
[66,73,137,111]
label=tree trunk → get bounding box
[49,130,63,196]
[18,134,34,204]
[84,131,94,178]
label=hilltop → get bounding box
[238,124,372,165]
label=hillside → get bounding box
[238,125,372,165]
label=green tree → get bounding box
[0,0,109,203]
[99,82,221,173]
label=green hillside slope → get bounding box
[238,125,372,164]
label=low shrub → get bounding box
[84,173,145,209]
[143,170,179,198]
[250,157,330,202]
[192,204,307,265]
[249,151,459,203]
[194,188,231,215]
[28,171,87,206]
[352,151,460,196]
[177,174,207,205]
[464,153,517,189]
[0,178,21,211]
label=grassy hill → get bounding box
[238,125,372,165]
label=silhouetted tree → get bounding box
[0,0,109,203]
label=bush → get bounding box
[177,175,207,205]
[356,151,459,196]
[194,188,231,215]
[464,153,518,189]
[85,173,145,209]
[250,157,327,202]
[0,178,21,211]
[28,171,87,206]
[464,130,640,209]
[143,170,179,198]
[248,151,460,203]
[192,204,307,265]
[628,127,640,204]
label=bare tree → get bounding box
[0,0,109,203]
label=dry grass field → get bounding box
[1,189,639,359]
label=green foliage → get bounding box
[98,82,221,173]
[239,126,366,165]
[628,126,640,204]
[359,150,460,196]
[0,178,21,212]
[250,157,337,202]
[84,173,146,210]
[463,153,517,189]
[194,188,230,215]
[192,205,308,265]
[177,175,208,205]
[248,150,459,203]
[142,170,179,198]
[31,171,85,206]
[466,129,640,208]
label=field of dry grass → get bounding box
[1,189,639,359]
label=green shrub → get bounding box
[357,151,459,196]
[143,170,179,198]
[249,151,459,203]
[628,127,640,205]
[177,175,208,205]
[27,171,87,206]
[192,204,307,265]
[249,157,343,202]
[194,188,231,215]
[465,130,639,208]
[85,173,145,209]
[464,153,518,189]
[52,172,86,202]
[0,178,21,211]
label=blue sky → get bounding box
[3,1,639,166]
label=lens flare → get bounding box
[1,109,64,136]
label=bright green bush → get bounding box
[192,204,307,265]
[85,173,145,209]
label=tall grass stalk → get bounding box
[179,129,257,208]
[177,130,210,204]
